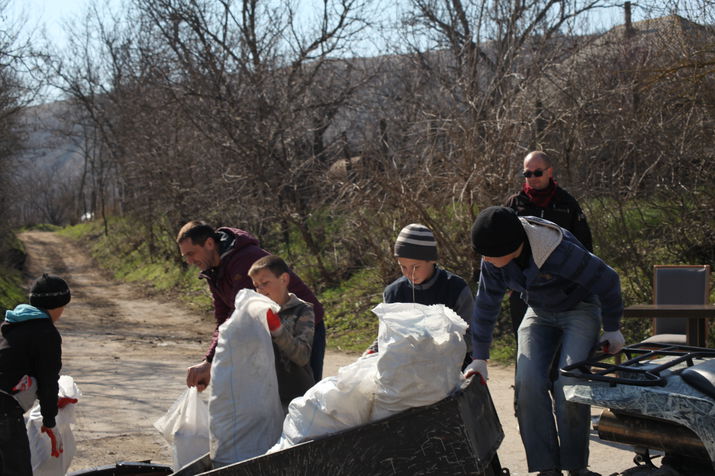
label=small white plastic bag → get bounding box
[26,375,81,476]
[154,386,210,470]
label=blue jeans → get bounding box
[515,297,601,472]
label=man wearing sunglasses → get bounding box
[504,151,592,335]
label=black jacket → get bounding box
[0,316,61,427]
[504,187,593,252]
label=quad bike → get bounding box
[561,342,715,476]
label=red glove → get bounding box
[266,309,282,332]
[41,426,63,457]
[58,397,78,409]
[12,375,33,392]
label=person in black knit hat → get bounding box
[364,224,474,369]
[0,274,72,474]
[466,206,623,476]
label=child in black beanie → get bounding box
[468,206,623,476]
[0,273,71,474]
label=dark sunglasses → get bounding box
[523,168,548,178]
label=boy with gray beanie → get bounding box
[0,273,72,474]
[365,224,473,369]
[466,206,624,476]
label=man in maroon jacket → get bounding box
[176,221,326,391]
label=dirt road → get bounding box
[19,231,636,475]
[19,231,355,472]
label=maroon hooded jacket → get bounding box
[199,227,324,362]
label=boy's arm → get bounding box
[272,305,315,367]
[471,262,507,360]
[35,328,62,428]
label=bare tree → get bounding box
[324,1,613,283]
[0,0,44,257]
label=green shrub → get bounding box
[320,267,384,353]
[0,233,26,314]
[0,268,25,314]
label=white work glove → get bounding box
[463,359,488,380]
[600,330,625,354]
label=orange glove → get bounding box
[266,309,282,332]
[41,426,63,457]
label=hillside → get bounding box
[15,100,84,177]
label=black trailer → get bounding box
[174,375,508,476]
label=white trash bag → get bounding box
[371,302,467,421]
[26,375,81,476]
[209,289,284,467]
[153,386,210,470]
[268,352,378,453]
[268,302,467,453]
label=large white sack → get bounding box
[268,353,378,453]
[26,375,81,476]
[153,387,210,470]
[209,289,284,467]
[371,302,467,421]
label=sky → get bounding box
[11,0,87,47]
[6,0,705,106]
[10,0,654,52]
[7,0,708,71]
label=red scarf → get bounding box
[523,179,558,208]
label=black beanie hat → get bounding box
[29,274,71,310]
[471,206,526,257]
[394,224,439,261]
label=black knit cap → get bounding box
[471,206,526,257]
[29,274,71,310]
[394,224,439,261]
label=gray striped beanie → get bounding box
[394,224,438,261]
